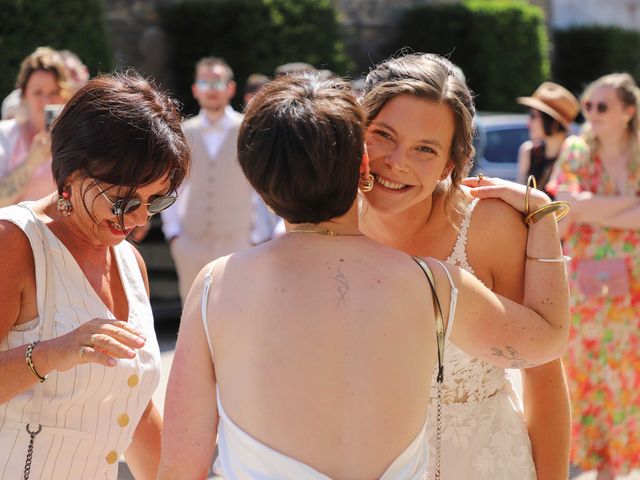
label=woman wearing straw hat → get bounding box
[516,82,580,191]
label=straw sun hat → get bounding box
[517,82,579,128]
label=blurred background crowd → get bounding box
[0,1,639,479]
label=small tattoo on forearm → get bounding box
[335,267,349,306]
[491,345,531,368]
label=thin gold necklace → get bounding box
[288,227,364,237]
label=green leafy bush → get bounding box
[386,0,549,112]
[0,0,112,99]
[553,26,640,95]
[160,0,352,114]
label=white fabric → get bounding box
[249,192,281,245]
[427,258,457,342]
[425,198,536,479]
[0,203,161,480]
[0,119,56,202]
[200,263,433,479]
[0,119,21,166]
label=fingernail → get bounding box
[135,338,145,346]
[108,358,117,366]
[127,349,136,357]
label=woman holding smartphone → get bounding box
[0,47,68,207]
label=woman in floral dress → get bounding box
[547,73,640,480]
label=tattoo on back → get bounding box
[491,345,532,368]
[334,267,349,306]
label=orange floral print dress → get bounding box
[547,136,640,476]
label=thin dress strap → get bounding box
[200,262,216,360]
[429,259,458,342]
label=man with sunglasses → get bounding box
[161,57,253,303]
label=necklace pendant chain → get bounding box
[289,227,362,237]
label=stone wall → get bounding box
[333,0,459,75]
[104,0,174,88]
[102,0,465,85]
[551,0,640,30]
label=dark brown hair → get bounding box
[238,73,364,223]
[361,53,476,219]
[51,71,190,201]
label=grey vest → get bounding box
[181,114,253,245]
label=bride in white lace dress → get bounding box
[360,53,571,480]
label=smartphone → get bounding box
[44,104,64,131]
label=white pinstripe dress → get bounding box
[0,204,161,479]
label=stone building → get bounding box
[102,0,637,88]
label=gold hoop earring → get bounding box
[359,173,374,192]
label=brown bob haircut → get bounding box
[238,73,364,224]
[51,71,190,203]
[361,53,476,219]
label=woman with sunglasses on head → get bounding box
[546,73,640,480]
[158,73,569,479]
[516,82,580,192]
[0,72,190,479]
[358,53,572,480]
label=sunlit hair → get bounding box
[51,71,191,223]
[581,72,640,159]
[361,53,476,221]
[16,46,68,94]
[238,73,364,223]
[195,56,234,82]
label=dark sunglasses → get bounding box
[92,178,177,216]
[584,101,608,114]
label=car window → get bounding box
[484,128,530,164]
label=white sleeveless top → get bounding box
[0,203,161,480]
[200,258,458,479]
[425,199,535,479]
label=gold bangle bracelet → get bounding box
[26,341,47,383]
[525,175,537,217]
[524,201,570,225]
[526,255,572,263]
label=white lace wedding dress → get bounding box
[425,199,536,479]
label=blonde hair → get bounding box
[582,73,640,162]
[16,46,68,95]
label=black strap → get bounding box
[411,256,445,383]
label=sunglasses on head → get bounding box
[92,178,177,216]
[584,101,608,114]
[195,79,228,92]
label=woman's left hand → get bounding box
[462,175,551,214]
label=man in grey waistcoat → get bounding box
[161,57,253,303]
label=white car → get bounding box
[471,113,530,182]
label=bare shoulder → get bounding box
[470,198,527,251]
[0,220,34,332]
[0,219,33,266]
[518,140,534,153]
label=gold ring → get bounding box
[90,335,95,347]
[78,346,85,357]
[477,173,484,187]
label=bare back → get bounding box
[206,234,440,478]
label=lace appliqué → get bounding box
[426,198,535,479]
